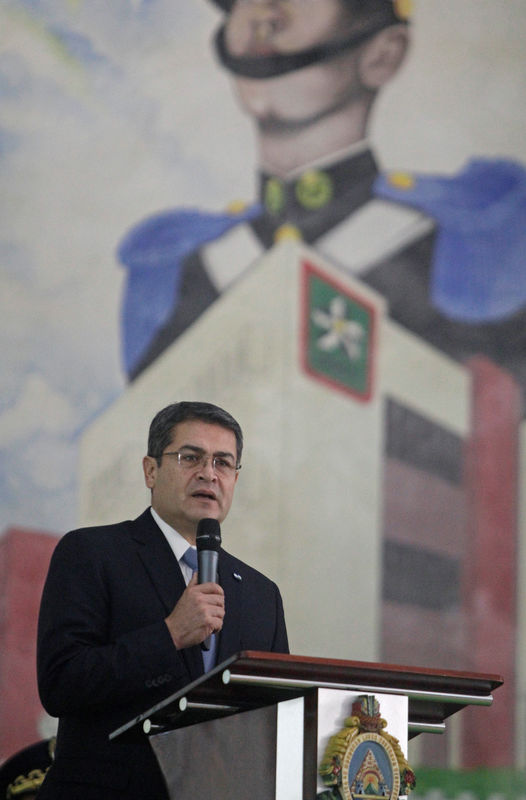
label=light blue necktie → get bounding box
[181,546,198,573]
[181,548,217,672]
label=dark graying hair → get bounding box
[147,401,243,466]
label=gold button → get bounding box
[295,170,333,210]
[226,200,250,214]
[394,0,413,21]
[264,178,286,214]
[274,224,303,242]
[387,171,415,190]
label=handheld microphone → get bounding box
[196,518,221,651]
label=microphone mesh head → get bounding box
[196,518,221,551]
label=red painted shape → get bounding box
[0,528,59,761]
[462,356,520,766]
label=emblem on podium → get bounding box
[318,695,415,800]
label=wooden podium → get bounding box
[111,652,502,799]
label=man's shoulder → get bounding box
[55,510,152,552]
[118,204,261,271]
[118,203,262,378]
[64,517,135,538]
[374,157,526,322]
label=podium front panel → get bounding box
[150,705,278,799]
[148,688,408,799]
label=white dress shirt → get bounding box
[150,507,196,585]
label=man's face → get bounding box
[143,419,239,541]
[224,0,363,128]
[225,0,356,58]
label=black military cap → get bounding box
[0,739,55,800]
[209,0,411,20]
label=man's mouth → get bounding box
[191,490,217,501]
[249,42,278,57]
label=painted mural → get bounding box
[1,0,524,528]
[2,0,526,789]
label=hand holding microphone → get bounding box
[164,518,223,650]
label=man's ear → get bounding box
[143,455,157,489]
[358,24,409,90]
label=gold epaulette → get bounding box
[7,768,49,799]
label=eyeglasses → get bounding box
[161,450,241,475]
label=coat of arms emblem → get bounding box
[318,695,416,800]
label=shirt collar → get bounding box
[278,139,371,181]
[150,507,194,562]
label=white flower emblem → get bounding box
[311,295,365,362]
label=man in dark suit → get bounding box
[36,401,289,799]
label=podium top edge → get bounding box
[109,651,503,741]
[235,651,504,691]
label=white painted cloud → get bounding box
[0,373,78,446]
[20,432,77,492]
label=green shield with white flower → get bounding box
[303,266,376,401]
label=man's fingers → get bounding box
[187,581,224,603]
[164,580,225,649]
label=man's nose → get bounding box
[249,0,289,28]
[197,456,218,479]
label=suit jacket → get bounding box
[37,508,289,798]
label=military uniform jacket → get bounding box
[118,149,526,397]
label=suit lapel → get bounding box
[129,509,204,679]
[217,551,243,662]
[130,509,185,613]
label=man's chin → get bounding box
[189,498,220,518]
